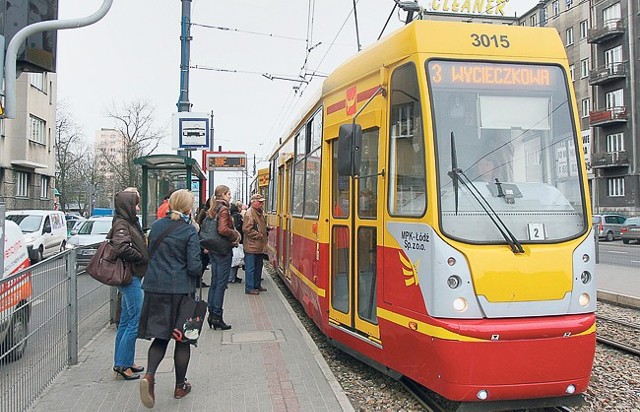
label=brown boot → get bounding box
[140,373,155,409]
[174,380,192,399]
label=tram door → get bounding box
[277,161,293,281]
[328,129,380,340]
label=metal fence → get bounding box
[0,248,114,412]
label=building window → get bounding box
[569,64,575,81]
[520,21,526,26]
[40,176,49,198]
[581,98,590,118]
[29,73,47,93]
[29,115,46,144]
[606,133,624,152]
[607,177,624,197]
[17,172,29,197]
[605,89,624,108]
[566,27,574,45]
[580,58,589,78]
[579,20,588,39]
[553,1,559,16]
[603,3,621,24]
[566,0,572,7]
[530,15,537,27]
[0,119,4,138]
[604,45,623,67]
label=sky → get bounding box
[56,0,539,194]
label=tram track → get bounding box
[596,314,640,357]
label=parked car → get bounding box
[66,217,112,268]
[5,210,68,262]
[1,219,32,361]
[620,217,640,244]
[65,215,86,237]
[592,214,627,241]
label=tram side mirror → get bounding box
[337,124,362,176]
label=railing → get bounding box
[591,151,629,168]
[0,248,115,412]
[589,62,627,85]
[589,106,628,126]
[587,19,625,43]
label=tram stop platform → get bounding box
[30,267,354,411]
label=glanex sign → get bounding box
[425,0,510,16]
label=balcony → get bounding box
[590,151,629,169]
[589,106,628,127]
[589,62,627,85]
[588,19,625,43]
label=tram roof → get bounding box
[323,19,566,94]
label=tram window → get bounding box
[388,63,427,217]
[292,129,306,216]
[357,227,377,324]
[310,109,323,152]
[358,128,379,219]
[305,147,321,217]
[332,140,350,219]
[332,225,350,314]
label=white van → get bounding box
[5,210,67,262]
[1,219,32,361]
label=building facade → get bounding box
[0,72,57,210]
[521,0,640,215]
[94,128,125,208]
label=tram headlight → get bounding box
[578,293,590,306]
[566,384,576,394]
[447,257,456,266]
[453,297,468,312]
[447,275,461,289]
[582,254,590,263]
[476,390,488,400]
[580,271,591,284]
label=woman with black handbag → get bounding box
[137,189,202,408]
[203,185,240,330]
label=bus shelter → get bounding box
[134,154,206,229]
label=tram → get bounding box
[264,19,595,406]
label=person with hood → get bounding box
[138,189,202,407]
[110,188,149,381]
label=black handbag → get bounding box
[86,240,133,286]
[172,293,208,346]
[199,206,233,255]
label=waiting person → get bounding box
[228,202,244,284]
[110,188,149,381]
[156,189,175,220]
[206,185,240,330]
[194,199,212,288]
[137,189,202,408]
[242,193,269,295]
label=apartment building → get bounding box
[0,72,57,210]
[521,0,640,215]
[94,128,126,207]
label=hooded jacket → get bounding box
[108,191,149,276]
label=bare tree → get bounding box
[102,100,165,189]
[55,102,90,211]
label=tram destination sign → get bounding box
[205,152,247,172]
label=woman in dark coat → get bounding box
[138,189,202,408]
[110,188,149,380]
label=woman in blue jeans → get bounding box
[110,188,149,380]
[206,185,240,330]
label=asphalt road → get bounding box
[597,239,640,267]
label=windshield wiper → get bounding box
[447,132,524,254]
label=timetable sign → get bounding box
[206,153,247,171]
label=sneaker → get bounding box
[174,380,192,399]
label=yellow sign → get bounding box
[427,0,509,16]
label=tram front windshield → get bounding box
[426,60,587,243]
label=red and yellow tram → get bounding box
[263,19,595,407]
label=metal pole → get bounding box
[177,0,192,112]
[352,0,362,51]
[209,110,215,199]
[0,203,5,274]
[3,0,113,119]
[66,251,78,365]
